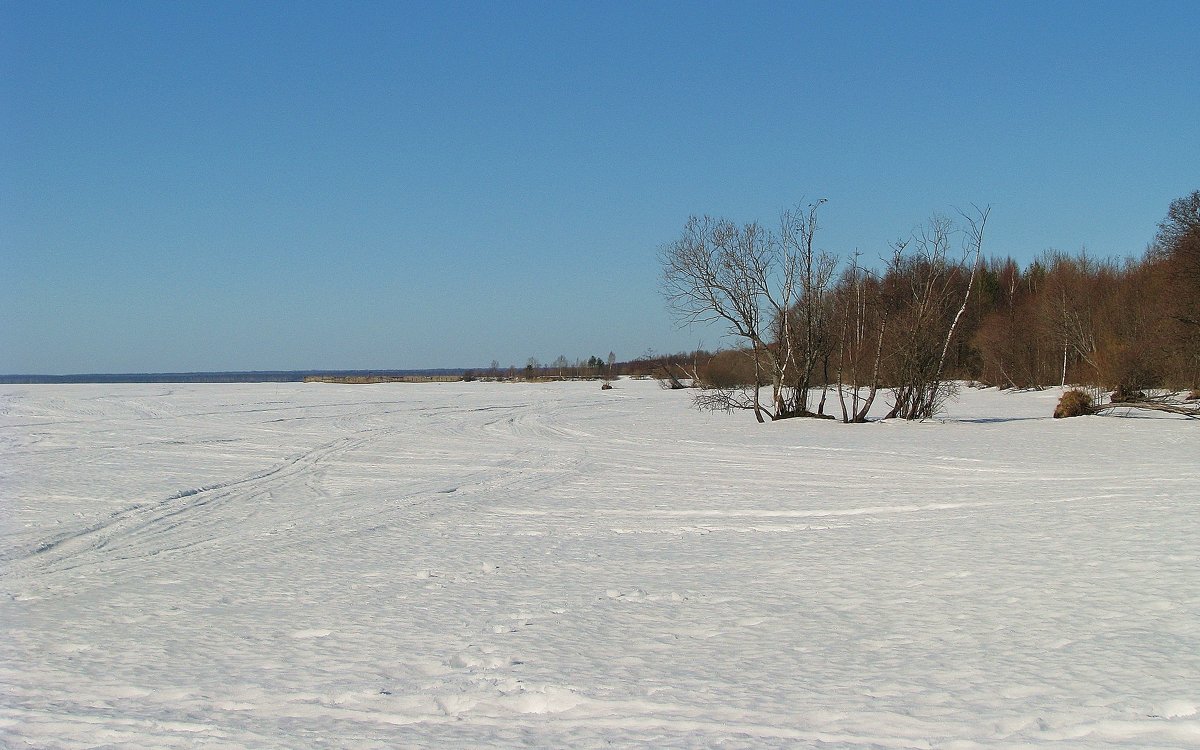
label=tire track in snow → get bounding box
[1,395,581,583]
[0,431,379,578]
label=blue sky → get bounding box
[3,1,1197,374]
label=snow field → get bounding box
[1,381,1198,748]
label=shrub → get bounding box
[1110,385,1146,403]
[1096,342,1160,394]
[698,349,759,389]
[1054,389,1093,418]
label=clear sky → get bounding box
[3,1,1197,374]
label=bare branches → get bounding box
[659,201,830,421]
[926,205,990,415]
[1092,400,1200,418]
[659,216,768,341]
[660,201,992,422]
[880,208,990,420]
[693,386,761,414]
[661,190,1198,423]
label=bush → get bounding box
[698,349,759,389]
[1110,385,1146,403]
[1095,341,1160,394]
[1054,389,1093,418]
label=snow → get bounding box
[1,380,1197,748]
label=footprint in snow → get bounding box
[1151,700,1197,718]
[607,588,645,599]
[52,643,93,654]
[448,648,517,669]
[290,628,332,639]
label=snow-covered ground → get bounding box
[1,380,1197,748]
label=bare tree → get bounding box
[776,201,838,417]
[1155,190,1200,262]
[1153,190,1200,387]
[662,201,1002,421]
[601,351,617,388]
[923,205,989,417]
[832,252,887,422]
[660,201,829,421]
[882,206,989,420]
[552,355,569,378]
[971,257,1058,389]
[660,214,771,419]
[1037,251,1121,387]
[654,354,689,390]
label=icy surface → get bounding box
[1,381,1197,748]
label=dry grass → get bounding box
[1054,389,1094,418]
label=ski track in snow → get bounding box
[1,381,1198,748]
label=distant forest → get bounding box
[0,370,466,385]
[650,191,1199,422]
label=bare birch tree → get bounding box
[776,201,838,417]
[832,252,887,422]
[883,206,989,420]
[659,201,828,421]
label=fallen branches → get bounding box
[1091,399,1200,418]
[1056,388,1200,419]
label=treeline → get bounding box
[0,370,466,384]
[468,353,620,382]
[971,244,1198,392]
[658,191,1199,421]
[473,352,716,383]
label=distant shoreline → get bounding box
[0,369,466,385]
